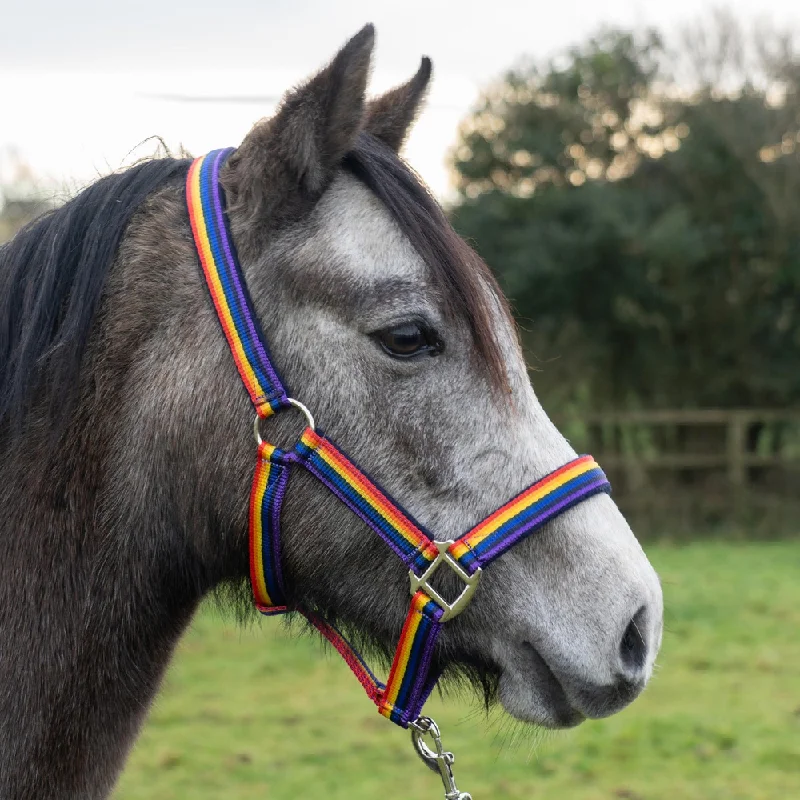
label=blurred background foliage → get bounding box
[450,10,800,412]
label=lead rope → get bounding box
[411,717,471,800]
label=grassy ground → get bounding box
[114,542,800,799]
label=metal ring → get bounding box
[253,397,316,446]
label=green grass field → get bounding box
[114,542,799,799]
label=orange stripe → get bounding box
[381,592,428,708]
[248,457,272,606]
[448,541,469,560]
[316,439,416,529]
[187,158,267,405]
[460,457,597,549]
[314,437,428,548]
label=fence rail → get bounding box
[554,409,800,516]
[575,409,800,425]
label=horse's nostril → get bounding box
[619,606,648,675]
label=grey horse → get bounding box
[0,25,662,799]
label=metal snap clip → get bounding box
[410,715,472,800]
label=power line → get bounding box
[140,92,468,111]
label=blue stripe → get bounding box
[198,154,276,398]
[207,150,289,405]
[473,484,612,570]
[468,472,602,559]
[199,155,275,396]
[392,606,438,719]
[411,548,437,573]
[456,549,478,572]
[307,452,421,560]
[393,601,437,705]
[469,469,607,559]
[393,626,426,707]
[260,466,285,605]
[301,432,435,538]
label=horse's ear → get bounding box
[364,57,432,152]
[226,25,374,211]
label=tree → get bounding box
[0,148,51,243]
[450,14,800,410]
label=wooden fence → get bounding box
[554,409,800,531]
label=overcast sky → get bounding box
[3,0,800,198]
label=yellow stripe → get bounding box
[314,444,422,546]
[251,460,272,605]
[383,612,421,706]
[189,163,266,401]
[449,541,470,560]
[462,460,596,549]
[382,594,428,707]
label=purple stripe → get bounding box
[301,459,419,569]
[475,479,610,567]
[407,669,443,727]
[208,150,286,398]
[269,465,290,598]
[401,613,442,726]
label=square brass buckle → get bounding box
[409,541,482,622]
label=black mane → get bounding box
[0,135,508,432]
[0,158,191,427]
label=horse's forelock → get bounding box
[343,133,513,394]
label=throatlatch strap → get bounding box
[305,616,384,703]
[187,149,289,418]
[449,455,610,574]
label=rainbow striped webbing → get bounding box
[249,442,290,613]
[449,454,609,574]
[186,149,612,729]
[297,429,439,574]
[187,149,288,418]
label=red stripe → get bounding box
[306,615,382,702]
[248,457,268,607]
[186,158,262,407]
[311,434,432,550]
[378,593,426,713]
[456,455,595,546]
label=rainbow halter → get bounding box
[186,149,611,733]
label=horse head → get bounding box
[203,25,664,728]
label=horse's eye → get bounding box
[375,323,441,359]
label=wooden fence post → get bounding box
[727,412,748,491]
[551,408,800,518]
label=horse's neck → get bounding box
[0,180,243,797]
[0,429,202,797]
[0,375,205,798]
